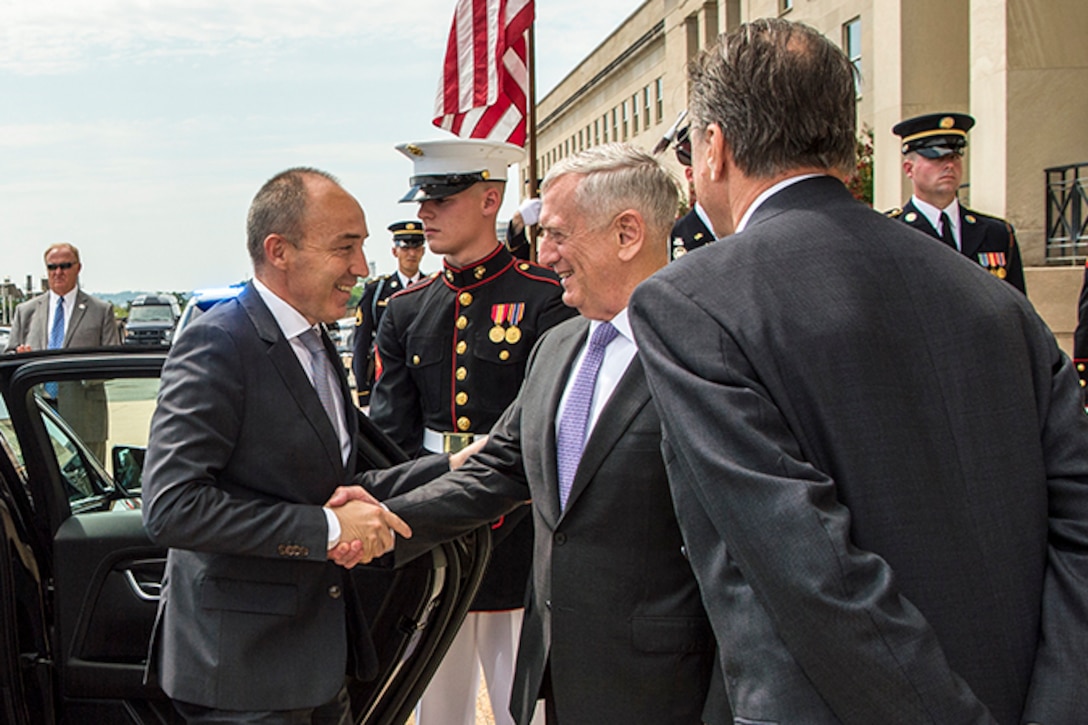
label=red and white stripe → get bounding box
[433,0,533,146]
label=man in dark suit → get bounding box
[351,221,425,406]
[629,18,1088,723]
[889,112,1026,294]
[5,242,120,461]
[142,168,430,723]
[359,144,727,724]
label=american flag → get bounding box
[433,0,533,146]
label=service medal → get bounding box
[489,325,506,343]
[505,326,522,344]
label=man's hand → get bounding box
[325,484,379,509]
[328,500,411,569]
[449,435,488,470]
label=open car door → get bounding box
[0,348,489,724]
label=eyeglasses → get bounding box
[46,262,75,271]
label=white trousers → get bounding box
[414,609,543,725]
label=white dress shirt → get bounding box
[555,308,638,440]
[911,195,962,250]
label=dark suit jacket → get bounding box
[5,289,120,446]
[142,282,446,711]
[892,198,1026,294]
[376,316,727,725]
[631,176,1088,724]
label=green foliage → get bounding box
[847,125,874,207]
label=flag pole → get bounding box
[526,17,539,262]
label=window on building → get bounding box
[644,87,652,126]
[578,128,583,151]
[622,101,629,140]
[844,17,862,97]
[655,78,663,123]
[631,94,640,135]
[612,108,619,142]
[594,118,600,146]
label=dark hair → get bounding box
[246,167,340,267]
[688,18,857,178]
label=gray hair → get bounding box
[688,18,857,178]
[246,167,340,267]
[541,143,678,238]
[44,242,80,263]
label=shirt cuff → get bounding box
[324,507,341,550]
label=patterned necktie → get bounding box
[556,322,619,509]
[45,297,65,397]
[940,211,957,250]
[299,327,340,433]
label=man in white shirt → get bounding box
[5,242,120,460]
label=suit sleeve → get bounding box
[629,276,991,722]
[143,321,328,559]
[1022,330,1088,721]
[379,368,534,565]
[370,297,424,455]
[4,303,29,352]
[98,300,121,346]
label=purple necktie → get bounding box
[556,322,619,509]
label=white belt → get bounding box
[423,428,480,454]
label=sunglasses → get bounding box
[47,262,76,271]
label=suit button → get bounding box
[680,545,688,560]
[554,532,567,545]
[328,585,342,599]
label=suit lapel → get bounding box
[239,285,346,476]
[958,206,984,259]
[561,356,650,517]
[63,290,90,346]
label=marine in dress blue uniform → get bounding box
[371,138,574,725]
[668,125,717,260]
[351,221,425,405]
[889,112,1026,294]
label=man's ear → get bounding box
[902,157,915,180]
[264,234,291,271]
[480,184,503,214]
[704,123,728,182]
[614,209,645,262]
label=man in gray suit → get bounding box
[358,144,727,724]
[143,168,429,723]
[629,18,1088,724]
[6,242,120,461]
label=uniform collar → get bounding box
[441,244,514,290]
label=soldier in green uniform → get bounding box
[889,112,1026,294]
[351,221,425,406]
[372,138,575,725]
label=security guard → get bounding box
[351,221,425,406]
[889,112,1026,294]
[372,138,574,725]
[669,125,716,261]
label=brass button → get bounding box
[328,585,342,599]
[519,263,530,271]
[455,391,468,406]
[456,366,467,381]
[1079,363,1086,372]
[459,292,473,306]
[499,350,510,361]
[457,416,471,431]
[412,354,421,365]
[456,341,467,355]
[445,270,454,282]
[456,315,468,330]
[474,265,486,280]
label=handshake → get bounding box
[324,486,411,569]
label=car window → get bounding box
[31,376,160,507]
[128,306,176,323]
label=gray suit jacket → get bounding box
[377,316,728,725]
[630,176,1088,724]
[5,289,120,446]
[4,288,120,353]
[142,283,445,711]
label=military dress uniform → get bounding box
[352,222,425,404]
[1074,260,1088,404]
[670,205,715,261]
[888,199,1026,294]
[375,137,574,725]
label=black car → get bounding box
[0,347,489,724]
[123,295,181,346]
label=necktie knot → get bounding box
[588,321,619,350]
[299,327,325,355]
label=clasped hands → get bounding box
[325,487,411,569]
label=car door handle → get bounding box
[122,563,164,602]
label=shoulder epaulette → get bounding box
[512,260,562,286]
[388,274,438,299]
[885,207,903,218]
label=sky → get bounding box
[0,0,639,294]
